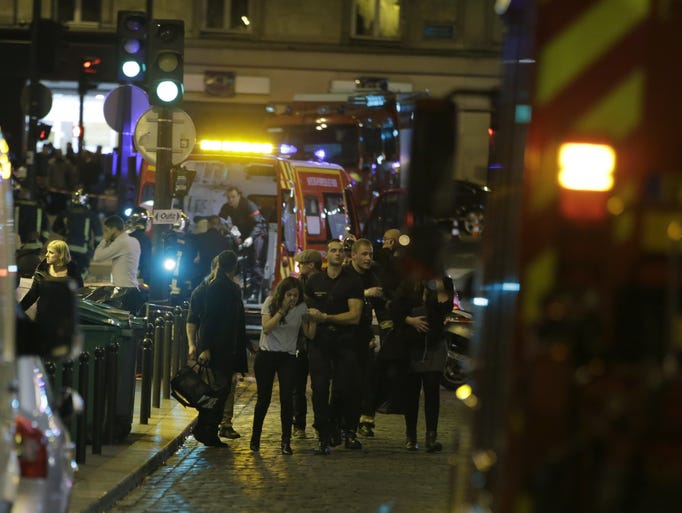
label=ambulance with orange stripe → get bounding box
[452,2,682,512]
[137,140,359,307]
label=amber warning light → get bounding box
[558,143,615,192]
[557,142,616,221]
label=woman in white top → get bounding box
[250,276,315,454]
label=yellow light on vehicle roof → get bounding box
[199,139,273,155]
[557,143,615,191]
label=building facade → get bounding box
[0,0,503,182]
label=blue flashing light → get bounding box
[163,258,177,271]
[472,297,489,307]
[280,143,298,155]
[314,149,326,160]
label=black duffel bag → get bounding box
[170,362,227,411]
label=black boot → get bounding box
[344,432,362,450]
[314,433,331,455]
[281,438,293,455]
[250,429,261,452]
[425,431,442,453]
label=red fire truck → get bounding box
[264,86,424,218]
[137,140,359,325]
[450,2,682,512]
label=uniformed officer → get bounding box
[14,186,50,251]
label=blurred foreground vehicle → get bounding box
[1,127,80,513]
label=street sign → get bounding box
[133,107,196,165]
[152,209,183,224]
[103,85,150,132]
[20,83,53,118]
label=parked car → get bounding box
[362,181,489,244]
[12,356,77,513]
[0,359,19,513]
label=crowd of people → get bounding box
[186,229,456,455]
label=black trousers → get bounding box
[251,350,297,441]
[291,350,309,429]
[308,329,361,442]
[403,370,441,439]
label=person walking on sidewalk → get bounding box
[193,250,249,447]
[250,277,315,455]
[291,249,323,439]
[186,255,244,441]
[388,274,454,452]
[305,239,364,455]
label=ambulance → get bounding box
[137,140,360,327]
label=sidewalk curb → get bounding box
[79,418,197,513]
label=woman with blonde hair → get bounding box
[20,239,83,311]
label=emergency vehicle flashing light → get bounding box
[198,140,273,155]
[557,143,615,192]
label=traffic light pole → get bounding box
[150,106,173,301]
[26,0,41,196]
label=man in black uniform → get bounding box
[218,186,267,301]
[305,239,364,455]
[191,215,233,288]
[125,208,152,285]
[346,238,386,438]
[14,186,50,251]
[53,189,102,279]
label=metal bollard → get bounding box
[152,316,164,408]
[76,352,90,464]
[162,312,173,400]
[104,342,119,444]
[140,336,153,424]
[92,346,106,455]
[62,358,74,389]
[172,306,184,373]
[45,361,57,392]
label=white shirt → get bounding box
[259,297,308,355]
[92,232,141,288]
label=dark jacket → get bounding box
[219,198,267,241]
[384,277,453,372]
[20,258,83,311]
[197,273,249,376]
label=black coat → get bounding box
[197,273,249,376]
[20,258,83,311]
[383,277,453,372]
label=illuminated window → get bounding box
[352,0,401,39]
[203,0,252,32]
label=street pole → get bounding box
[26,0,41,196]
[150,106,173,301]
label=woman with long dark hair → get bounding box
[250,276,315,454]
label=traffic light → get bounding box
[79,56,100,95]
[35,122,52,141]
[117,11,148,83]
[147,19,184,106]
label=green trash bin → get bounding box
[77,300,144,441]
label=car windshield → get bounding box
[268,124,359,168]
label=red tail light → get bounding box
[15,415,48,478]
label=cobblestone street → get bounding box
[108,375,465,513]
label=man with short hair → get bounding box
[92,215,142,313]
[305,240,364,454]
[218,186,267,301]
[347,238,385,438]
[291,248,323,439]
